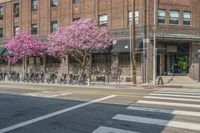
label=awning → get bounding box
[2,50,13,57]
[90,45,112,54]
[111,39,143,53]
[0,47,6,55]
[156,34,200,42]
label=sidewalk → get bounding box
[1,81,200,89]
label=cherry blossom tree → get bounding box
[48,18,112,80]
[5,32,45,76]
[5,32,45,63]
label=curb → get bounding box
[0,81,196,89]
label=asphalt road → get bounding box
[0,83,200,133]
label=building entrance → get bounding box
[157,44,189,76]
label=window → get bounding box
[0,6,3,20]
[51,0,58,7]
[135,10,139,26]
[73,18,80,22]
[158,10,166,24]
[0,28,3,37]
[99,15,108,26]
[73,0,80,4]
[183,11,191,26]
[128,11,132,25]
[119,53,130,67]
[51,21,58,32]
[13,3,19,17]
[128,10,139,26]
[14,26,20,36]
[31,24,37,34]
[31,0,37,11]
[169,10,179,25]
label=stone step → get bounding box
[158,76,196,83]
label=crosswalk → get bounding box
[92,89,200,133]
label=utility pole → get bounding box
[153,0,157,85]
[143,0,147,83]
[132,0,137,84]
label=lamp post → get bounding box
[132,0,137,84]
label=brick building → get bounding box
[0,0,199,82]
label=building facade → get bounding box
[0,0,200,82]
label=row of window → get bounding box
[158,10,191,25]
[0,0,80,19]
[32,0,80,10]
[0,21,58,37]
[98,11,139,27]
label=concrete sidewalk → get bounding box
[1,81,200,89]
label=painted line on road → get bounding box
[150,93,200,99]
[137,100,200,108]
[155,91,200,96]
[0,95,116,133]
[92,126,139,133]
[144,96,200,102]
[26,92,71,98]
[127,106,200,117]
[113,114,200,131]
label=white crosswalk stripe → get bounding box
[150,93,200,98]
[155,91,200,96]
[92,126,139,133]
[127,106,200,117]
[92,90,200,133]
[113,114,200,131]
[137,100,200,108]
[144,96,200,102]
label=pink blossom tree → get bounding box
[48,18,112,80]
[5,32,46,76]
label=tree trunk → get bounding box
[78,54,91,84]
[22,57,27,79]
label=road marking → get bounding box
[92,126,138,133]
[26,92,71,98]
[0,95,116,133]
[137,100,200,108]
[127,106,200,117]
[113,114,200,131]
[144,96,200,102]
[156,91,200,96]
[150,93,200,99]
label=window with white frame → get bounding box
[73,0,80,4]
[99,15,108,26]
[13,3,19,17]
[51,0,58,7]
[31,24,37,34]
[32,0,37,11]
[14,26,20,36]
[158,10,166,24]
[51,21,58,32]
[0,28,3,37]
[169,10,179,25]
[183,11,191,26]
[0,6,3,19]
[128,10,139,26]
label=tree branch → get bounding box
[71,53,83,66]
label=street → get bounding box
[0,83,200,133]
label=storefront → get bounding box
[157,43,189,76]
[156,34,200,78]
[111,38,143,82]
